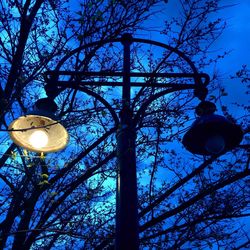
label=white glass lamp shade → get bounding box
[8,115,69,153]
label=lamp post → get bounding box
[8,34,243,249]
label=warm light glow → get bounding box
[29,130,49,149]
[205,135,225,154]
[9,115,69,153]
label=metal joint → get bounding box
[121,33,133,45]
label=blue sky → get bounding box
[214,0,250,71]
[210,0,250,107]
[140,0,249,114]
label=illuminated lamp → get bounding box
[8,98,68,153]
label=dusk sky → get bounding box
[0,1,249,249]
[210,0,250,108]
[140,0,250,115]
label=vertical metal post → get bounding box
[115,34,139,250]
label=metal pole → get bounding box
[115,34,139,250]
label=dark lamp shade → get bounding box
[182,114,243,155]
[204,135,225,154]
[8,115,69,153]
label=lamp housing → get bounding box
[182,101,243,155]
[8,98,68,153]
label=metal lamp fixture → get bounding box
[8,98,68,153]
[182,101,243,155]
[7,34,244,250]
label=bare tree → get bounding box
[0,0,249,249]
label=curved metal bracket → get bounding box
[44,33,210,125]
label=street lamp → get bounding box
[183,101,243,155]
[9,97,68,153]
[8,34,243,249]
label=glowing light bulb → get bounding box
[29,130,49,149]
[205,135,225,154]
